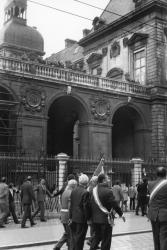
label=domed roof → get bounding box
[0,20,44,54]
[4,0,27,10]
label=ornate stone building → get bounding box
[0,0,167,162]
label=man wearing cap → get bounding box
[148,166,167,250]
[90,173,125,250]
[20,176,36,228]
[69,173,90,250]
[0,177,9,228]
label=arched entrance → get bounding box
[47,96,88,157]
[112,106,145,160]
[0,86,17,152]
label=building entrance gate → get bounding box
[47,95,89,158]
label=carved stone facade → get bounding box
[110,41,120,58]
[0,0,167,162]
[20,85,46,113]
[90,97,111,121]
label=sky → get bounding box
[0,0,109,57]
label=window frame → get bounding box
[133,47,146,85]
[128,33,148,85]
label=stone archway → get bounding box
[47,95,89,157]
[0,86,17,152]
[112,105,145,160]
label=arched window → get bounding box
[106,68,123,80]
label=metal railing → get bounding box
[13,192,60,220]
[0,154,59,189]
[68,158,161,184]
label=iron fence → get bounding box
[13,193,60,220]
[68,158,166,185]
[1,154,167,223]
[68,158,134,185]
[0,154,59,190]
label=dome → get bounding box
[4,0,27,10]
[0,19,44,54]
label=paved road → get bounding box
[17,232,154,250]
[0,212,152,250]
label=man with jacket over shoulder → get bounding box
[69,173,90,250]
[90,173,125,250]
[148,166,167,250]
[20,176,36,228]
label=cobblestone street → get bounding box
[17,232,153,250]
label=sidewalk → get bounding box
[0,212,152,249]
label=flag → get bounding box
[93,157,105,176]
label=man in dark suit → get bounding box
[69,173,90,250]
[7,183,20,224]
[90,173,125,250]
[20,176,36,228]
[33,178,52,222]
[148,166,167,250]
[136,178,148,216]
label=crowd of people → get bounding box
[53,173,126,250]
[0,176,59,228]
[112,179,149,216]
[0,167,167,250]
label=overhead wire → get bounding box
[27,0,167,46]
[74,0,165,33]
[27,0,93,21]
[73,0,167,45]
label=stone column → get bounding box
[130,158,143,186]
[151,102,166,162]
[56,153,69,190]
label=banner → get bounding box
[93,157,105,176]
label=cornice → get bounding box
[79,0,167,47]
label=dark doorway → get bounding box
[47,96,87,157]
[112,106,145,160]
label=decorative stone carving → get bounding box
[102,47,108,56]
[133,0,145,7]
[97,67,102,76]
[107,68,123,80]
[123,37,129,48]
[20,85,46,113]
[87,53,103,65]
[90,97,110,121]
[87,53,103,71]
[92,17,105,31]
[110,41,120,58]
[128,33,148,46]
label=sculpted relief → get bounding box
[20,84,46,113]
[90,97,110,121]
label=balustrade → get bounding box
[0,56,149,97]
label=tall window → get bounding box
[134,49,146,85]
